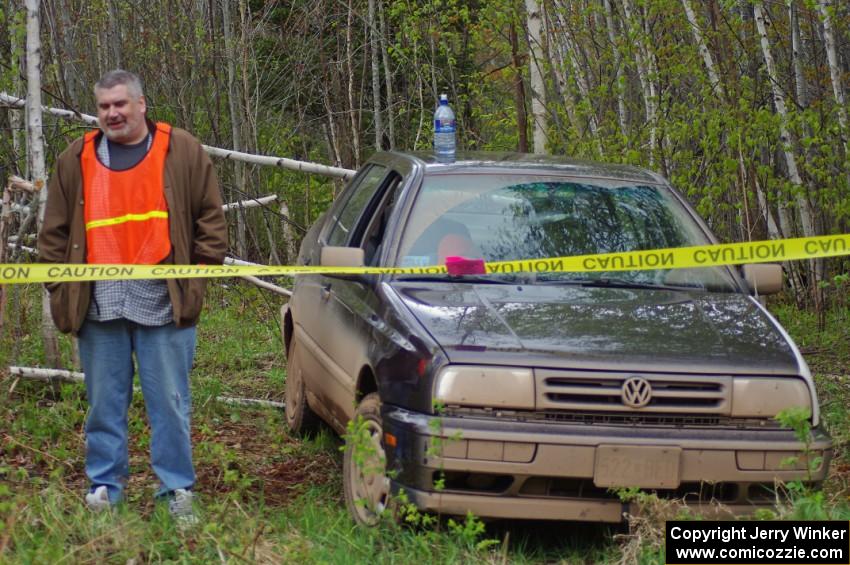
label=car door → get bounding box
[293,164,394,429]
[320,170,407,423]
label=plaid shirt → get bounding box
[87,135,173,326]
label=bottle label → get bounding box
[435,119,456,133]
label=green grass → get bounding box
[1,283,848,563]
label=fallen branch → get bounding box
[0,92,356,180]
[204,146,355,180]
[8,366,286,409]
[224,257,292,297]
[233,275,291,297]
[216,396,285,409]
[7,175,38,193]
[7,243,36,255]
[222,194,277,212]
[0,92,98,125]
[9,366,83,382]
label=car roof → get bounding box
[379,151,665,184]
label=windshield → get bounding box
[395,173,738,291]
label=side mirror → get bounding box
[320,246,365,268]
[742,263,783,295]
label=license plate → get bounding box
[593,445,681,489]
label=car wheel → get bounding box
[284,337,319,434]
[343,393,391,526]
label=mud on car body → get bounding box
[281,151,832,525]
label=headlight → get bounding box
[731,378,811,418]
[434,366,534,409]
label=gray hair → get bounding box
[94,70,144,98]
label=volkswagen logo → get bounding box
[621,377,652,408]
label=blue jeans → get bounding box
[78,319,197,503]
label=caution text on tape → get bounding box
[3,234,849,285]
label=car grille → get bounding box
[442,407,783,429]
[536,370,731,415]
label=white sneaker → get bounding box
[85,486,111,512]
[168,488,198,526]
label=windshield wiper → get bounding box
[537,276,700,291]
[586,278,706,291]
[395,273,525,285]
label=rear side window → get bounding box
[326,165,387,246]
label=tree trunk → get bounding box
[222,0,247,258]
[25,0,61,368]
[745,146,780,240]
[788,1,819,246]
[622,0,658,167]
[107,0,122,69]
[682,0,722,96]
[42,0,78,109]
[0,182,12,329]
[603,0,627,138]
[789,1,808,108]
[8,0,23,171]
[753,2,816,239]
[753,1,818,303]
[510,18,529,153]
[280,201,297,266]
[817,0,849,160]
[377,0,394,149]
[551,2,603,157]
[368,0,383,150]
[547,18,579,138]
[346,0,361,168]
[524,0,547,154]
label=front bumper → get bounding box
[383,406,833,523]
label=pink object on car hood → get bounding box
[445,256,486,275]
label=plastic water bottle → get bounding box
[434,94,456,161]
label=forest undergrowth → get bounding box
[0,281,848,564]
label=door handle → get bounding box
[320,283,332,301]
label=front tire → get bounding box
[343,393,391,526]
[284,337,319,434]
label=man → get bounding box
[38,70,227,522]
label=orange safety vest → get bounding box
[82,122,172,265]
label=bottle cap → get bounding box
[439,94,448,104]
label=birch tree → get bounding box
[6,0,24,170]
[346,0,361,167]
[509,7,529,153]
[222,0,248,257]
[622,0,658,167]
[753,2,816,240]
[753,1,820,301]
[603,0,627,138]
[25,0,61,367]
[368,0,383,150]
[106,0,121,69]
[681,0,721,96]
[525,0,547,154]
[789,1,807,109]
[816,0,848,160]
[788,1,819,244]
[550,2,603,157]
[377,0,394,149]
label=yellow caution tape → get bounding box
[2,234,849,285]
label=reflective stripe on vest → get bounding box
[82,122,172,265]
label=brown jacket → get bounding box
[37,122,228,334]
